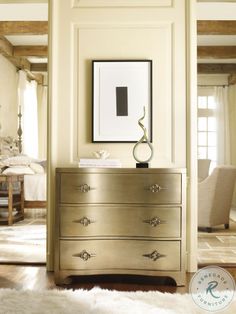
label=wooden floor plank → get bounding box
[0,265,235,293]
[0,265,192,293]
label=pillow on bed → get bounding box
[29,162,45,174]
[38,159,47,171]
[1,155,33,167]
[2,166,35,175]
[0,156,8,168]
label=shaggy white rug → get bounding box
[0,287,235,314]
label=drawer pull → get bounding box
[73,216,95,227]
[143,250,166,261]
[75,184,95,193]
[73,250,96,261]
[143,217,166,227]
[147,184,167,193]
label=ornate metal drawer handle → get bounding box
[75,184,95,193]
[146,184,168,193]
[73,250,96,261]
[143,217,166,227]
[73,216,95,227]
[143,250,166,261]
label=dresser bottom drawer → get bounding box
[59,240,181,271]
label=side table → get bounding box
[0,175,24,225]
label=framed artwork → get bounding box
[92,60,152,143]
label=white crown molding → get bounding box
[72,0,173,8]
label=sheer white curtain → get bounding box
[18,70,39,158]
[214,86,231,165]
[37,84,47,159]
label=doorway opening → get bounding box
[0,0,48,264]
[197,1,236,266]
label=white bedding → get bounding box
[0,155,47,201]
[24,173,46,201]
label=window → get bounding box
[22,80,39,158]
[18,70,39,159]
[197,87,217,172]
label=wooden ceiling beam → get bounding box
[198,46,236,59]
[14,45,47,57]
[30,63,47,72]
[0,35,30,70]
[0,36,13,56]
[198,63,236,74]
[197,20,236,35]
[25,72,43,85]
[0,36,44,83]
[0,21,48,35]
[229,74,236,85]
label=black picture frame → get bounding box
[92,60,152,143]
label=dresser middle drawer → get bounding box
[59,206,181,238]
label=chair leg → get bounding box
[224,223,229,229]
[206,227,212,233]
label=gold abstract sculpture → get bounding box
[133,106,153,165]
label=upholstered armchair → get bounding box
[198,159,211,182]
[198,166,236,232]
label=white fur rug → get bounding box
[0,287,235,314]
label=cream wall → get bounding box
[50,0,186,168]
[229,85,236,167]
[0,55,18,138]
[229,84,236,207]
[49,0,196,271]
[77,25,186,167]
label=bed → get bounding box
[24,173,46,208]
[0,154,47,209]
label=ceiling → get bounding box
[0,1,236,79]
[197,1,236,67]
[0,1,48,81]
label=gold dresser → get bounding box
[55,168,186,285]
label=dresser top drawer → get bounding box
[57,172,184,205]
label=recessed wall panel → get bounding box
[74,24,174,166]
[72,0,173,8]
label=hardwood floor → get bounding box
[0,265,235,293]
[0,265,191,292]
[0,265,54,290]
